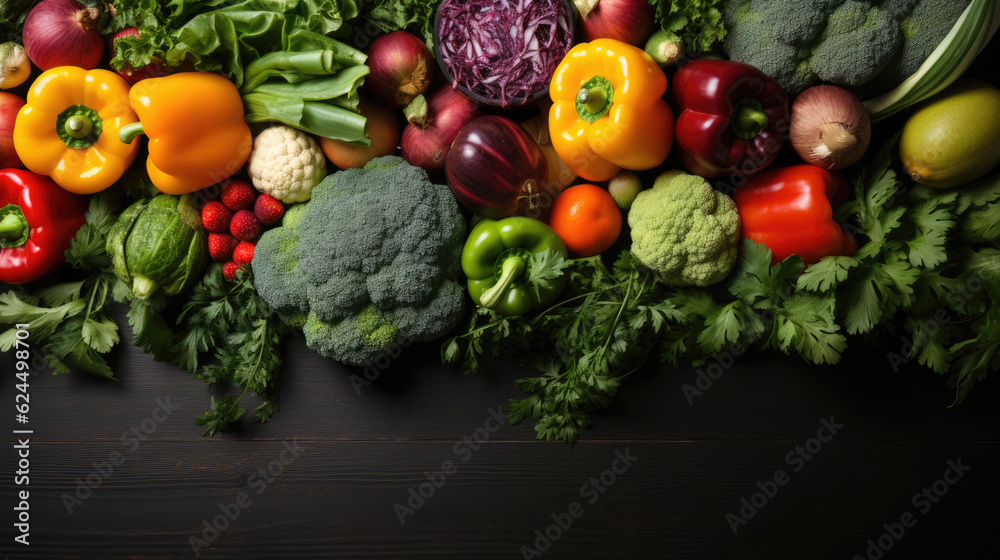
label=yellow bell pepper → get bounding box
[119,73,252,194]
[548,39,674,182]
[13,67,140,194]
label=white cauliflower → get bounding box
[248,125,327,203]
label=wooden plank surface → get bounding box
[1,319,998,559]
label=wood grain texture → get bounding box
[1,317,999,559]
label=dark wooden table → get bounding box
[1,308,998,559]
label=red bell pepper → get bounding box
[0,169,88,284]
[733,165,858,265]
[672,59,789,179]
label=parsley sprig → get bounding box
[175,266,288,436]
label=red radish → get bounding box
[233,242,256,265]
[401,86,481,176]
[223,262,242,281]
[0,92,25,169]
[363,31,434,109]
[320,96,400,169]
[200,201,234,233]
[575,0,656,47]
[22,0,107,70]
[111,28,170,85]
[230,210,261,241]
[445,115,548,219]
[207,233,239,262]
[253,194,285,225]
[221,180,257,211]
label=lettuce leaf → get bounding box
[648,0,727,55]
[110,0,361,87]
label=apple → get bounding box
[0,92,26,169]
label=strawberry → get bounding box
[200,201,233,233]
[233,241,256,265]
[229,209,261,241]
[221,179,257,211]
[222,262,242,282]
[253,194,285,226]
[207,233,239,262]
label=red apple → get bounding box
[0,92,26,169]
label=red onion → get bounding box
[401,86,481,176]
[363,31,434,109]
[575,0,656,47]
[23,0,106,71]
[445,115,548,219]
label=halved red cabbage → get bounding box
[438,0,573,107]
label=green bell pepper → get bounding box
[461,217,569,316]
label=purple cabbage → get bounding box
[438,0,572,107]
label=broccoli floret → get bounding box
[251,203,310,328]
[252,156,466,366]
[628,170,740,288]
[723,0,969,95]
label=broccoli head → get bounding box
[628,170,740,287]
[252,156,466,366]
[723,0,969,95]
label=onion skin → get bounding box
[0,92,26,168]
[320,96,401,169]
[575,0,656,47]
[520,115,576,194]
[0,43,30,89]
[401,86,481,176]
[23,0,105,71]
[790,85,871,170]
[363,31,434,109]
[446,115,549,219]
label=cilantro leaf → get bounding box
[903,192,957,268]
[81,312,120,354]
[44,316,116,380]
[728,240,802,309]
[796,256,859,292]
[697,302,743,354]
[776,294,846,365]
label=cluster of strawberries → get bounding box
[199,180,285,280]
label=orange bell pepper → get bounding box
[119,72,252,194]
[548,39,674,182]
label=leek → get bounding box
[864,0,1000,122]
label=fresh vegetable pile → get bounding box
[3,0,1000,444]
